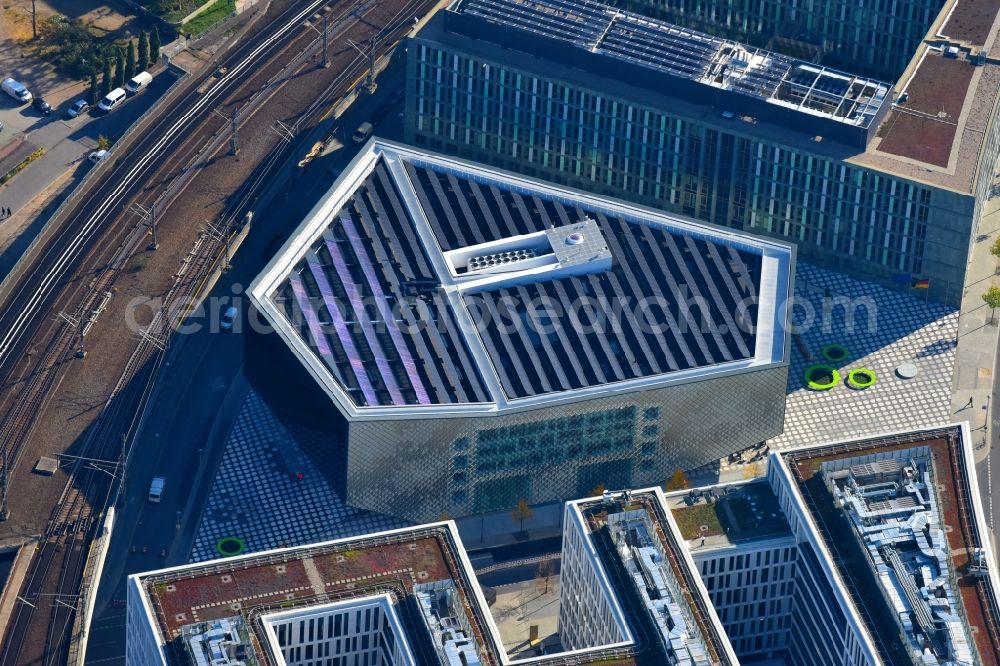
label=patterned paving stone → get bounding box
[768,263,957,450]
[192,262,957,557]
[189,390,408,562]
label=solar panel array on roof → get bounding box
[403,160,762,400]
[461,0,610,46]
[272,158,490,408]
[456,0,889,128]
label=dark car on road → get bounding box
[32,97,51,115]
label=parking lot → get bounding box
[0,69,179,278]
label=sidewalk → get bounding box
[954,187,1000,463]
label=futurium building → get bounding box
[406,0,1000,305]
[247,141,793,523]
[127,425,1000,665]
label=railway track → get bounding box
[0,0,327,479]
[0,0,433,662]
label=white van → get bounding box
[125,71,152,95]
[98,87,127,113]
[352,122,374,143]
[1,78,31,104]
[148,476,166,503]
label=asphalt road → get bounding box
[85,62,406,665]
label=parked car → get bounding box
[88,149,108,164]
[31,97,51,115]
[125,71,153,95]
[1,78,31,104]
[66,99,89,118]
[97,87,126,113]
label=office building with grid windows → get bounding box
[127,503,738,665]
[669,476,877,664]
[247,140,793,524]
[406,0,1000,306]
[128,427,998,665]
[662,424,1000,665]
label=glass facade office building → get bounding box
[407,0,988,306]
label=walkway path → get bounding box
[964,185,1000,535]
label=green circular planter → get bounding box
[215,536,247,558]
[821,343,849,363]
[805,365,840,390]
[847,368,877,389]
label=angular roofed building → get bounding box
[663,423,1000,665]
[247,140,793,522]
[407,0,1000,305]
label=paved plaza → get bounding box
[189,391,408,562]
[768,263,959,450]
[190,262,961,558]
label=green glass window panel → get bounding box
[474,407,636,472]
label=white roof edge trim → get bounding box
[768,453,895,664]
[647,486,740,663]
[249,139,793,420]
[774,422,1000,662]
[133,521,468,642]
[955,420,1000,620]
[260,594,417,666]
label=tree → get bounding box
[535,559,555,594]
[138,31,150,72]
[512,498,533,533]
[88,70,99,105]
[992,237,1000,260]
[665,468,690,491]
[983,285,1000,324]
[114,47,126,88]
[101,58,112,97]
[150,27,161,63]
[97,135,110,150]
[126,40,137,80]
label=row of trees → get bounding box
[87,29,161,104]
